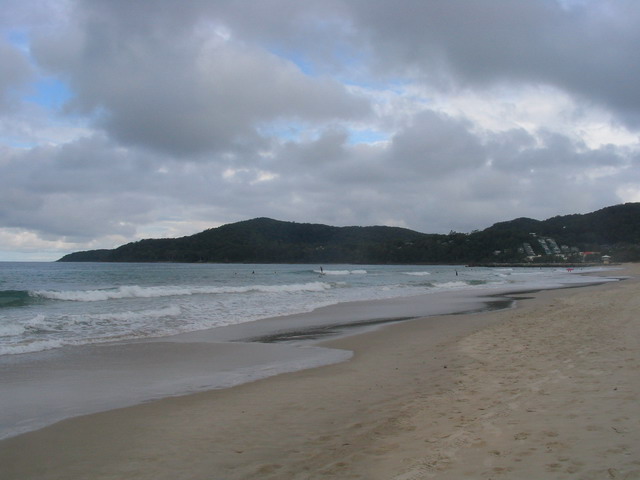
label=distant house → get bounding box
[580,251,601,262]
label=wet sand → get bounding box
[1,265,638,479]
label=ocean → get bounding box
[0,261,619,439]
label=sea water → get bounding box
[0,262,620,440]
[0,262,616,356]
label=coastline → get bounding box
[0,266,614,442]
[1,265,638,479]
[0,277,524,441]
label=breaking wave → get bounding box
[31,282,334,302]
[315,269,367,275]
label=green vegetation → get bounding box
[58,203,640,264]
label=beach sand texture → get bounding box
[1,265,639,479]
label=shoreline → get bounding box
[1,265,637,479]
[0,281,529,441]
[0,267,618,441]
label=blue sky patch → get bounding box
[347,128,389,145]
[26,78,73,110]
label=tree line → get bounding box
[58,203,640,264]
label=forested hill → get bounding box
[58,218,427,263]
[58,203,640,264]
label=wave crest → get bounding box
[315,269,367,275]
[32,281,333,302]
[0,290,35,308]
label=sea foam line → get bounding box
[31,281,333,302]
[315,269,367,275]
[0,306,183,355]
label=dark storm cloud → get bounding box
[341,0,640,125]
[0,110,635,245]
[30,0,370,156]
[251,110,633,232]
[388,111,484,177]
[0,136,152,239]
[200,0,640,125]
[0,40,32,111]
[26,0,640,145]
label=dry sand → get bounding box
[1,265,639,479]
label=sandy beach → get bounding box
[1,265,639,479]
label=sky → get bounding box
[1,0,640,261]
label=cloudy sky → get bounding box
[2,0,640,260]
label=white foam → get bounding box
[317,269,367,275]
[0,307,184,355]
[0,338,66,355]
[403,271,432,276]
[77,305,182,324]
[432,281,472,289]
[32,282,333,302]
[22,314,48,333]
[0,322,25,337]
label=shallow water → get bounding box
[0,262,611,355]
